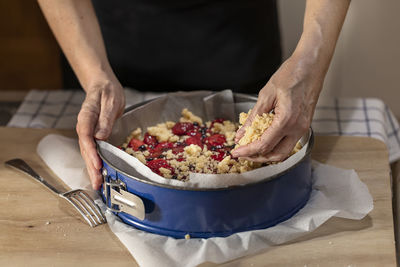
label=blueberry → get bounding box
[138,145,147,151]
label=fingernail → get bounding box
[92,182,101,191]
[231,150,239,158]
[95,130,107,139]
[91,172,102,190]
[93,159,102,170]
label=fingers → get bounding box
[79,138,103,190]
[235,92,275,143]
[235,108,258,143]
[232,120,284,158]
[77,83,125,190]
[94,88,124,140]
[77,95,103,190]
[239,135,300,163]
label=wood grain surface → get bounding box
[0,128,396,266]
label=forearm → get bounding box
[293,0,351,83]
[37,0,115,90]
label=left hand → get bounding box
[231,55,324,162]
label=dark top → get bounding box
[62,0,281,94]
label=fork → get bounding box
[5,158,106,227]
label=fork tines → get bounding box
[62,189,107,227]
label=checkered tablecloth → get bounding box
[7,89,400,163]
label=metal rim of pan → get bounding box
[97,94,314,192]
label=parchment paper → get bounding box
[98,90,310,188]
[37,134,373,267]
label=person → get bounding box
[38,0,350,190]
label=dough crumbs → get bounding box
[185,234,191,240]
[147,123,174,142]
[159,167,173,178]
[180,108,203,124]
[235,109,302,158]
[237,112,274,147]
[184,144,202,157]
[120,108,302,180]
[212,121,237,146]
[122,127,142,148]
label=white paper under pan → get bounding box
[37,134,373,267]
[97,90,310,189]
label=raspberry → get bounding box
[211,151,225,161]
[186,129,202,139]
[185,137,202,147]
[210,118,224,128]
[155,142,174,151]
[172,143,185,154]
[128,138,145,151]
[172,122,194,135]
[147,148,162,159]
[205,134,226,148]
[143,132,158,146]
[146,159,174,175]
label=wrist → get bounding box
[281,51,325,103]
[83,68,122,94]
[292,24,335,78]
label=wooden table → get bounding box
[0,127,396,266]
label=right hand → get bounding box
[76,78,125,190]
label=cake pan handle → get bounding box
[102,168,145,221]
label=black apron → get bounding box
[63,0,281,94]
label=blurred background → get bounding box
[0,0,399,116]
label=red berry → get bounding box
[155,142,174,151]
[143,132,158,146]
[172,146,185,154]
[128,138,145,151]
[186,129,202,139]
[210,118,225,128]
[205,134,226,148]
[172,143,186,154]
[146,159,174,175]
[147,148,162,159]
[172,122,194,135]
[185,137,202,147]
[211,151,225,161]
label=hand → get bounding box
[76,78,125,190]
[231,55,324,162]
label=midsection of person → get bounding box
[90,0,281,93]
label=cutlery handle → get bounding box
[5,158,61,195]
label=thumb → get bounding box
[235,89,276,143]
[235,106,263,143]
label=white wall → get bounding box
[278,0,400,116]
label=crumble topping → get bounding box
[180,108,203,124]
[147,123,174,142]
[237,111,274,147]
[120,109,302,180]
